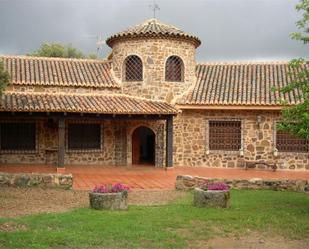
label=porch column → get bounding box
[58,118,65,168]
[165,115,173,168]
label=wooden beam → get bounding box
[0,112,173,121]
[58,118,65,168]
[165,115,173,168]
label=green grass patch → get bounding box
[0,190,308,249]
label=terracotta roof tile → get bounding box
[0,55,119,88]
[0,92,178,115]
[106,19,201,48]
[178,62,307,106]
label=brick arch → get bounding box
[127,123,164,167]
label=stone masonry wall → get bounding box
[0,172,73,189]
[175,175,309,192]
[173,109,309,170]
[111,38,196,102]
[0,119,165,167]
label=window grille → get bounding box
[276,130,308,152]
[165,56,184,82]
[209,121,241,151]
[0,122,36,150]
[68,124,101,150]
[124,55,143,81]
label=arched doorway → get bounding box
[132,126,155,165]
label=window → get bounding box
[209,121,241,151]
[276,131,308,152]
[68,123,101,150]
[124,55,143,81]
[165,56,184,82]
[0,122,36,151]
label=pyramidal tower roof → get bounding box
[106,18,201,48]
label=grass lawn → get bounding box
[0,190,308,249]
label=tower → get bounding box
[106,19,201,102]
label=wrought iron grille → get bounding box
[209,121,241,151]
[276,131,308,152]
[68,124,101,150]
[165,56,183,82]
[124,55,143,81]
[0,122,36,150]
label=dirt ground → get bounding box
[206,232,309,249]
[0,187,186,218]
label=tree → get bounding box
[0,60,10,94]
[277,0,309,140]
[28,42,97,59]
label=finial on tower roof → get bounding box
[149,1,160,18]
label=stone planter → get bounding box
[89,191,128,210]
[193,187,230,208]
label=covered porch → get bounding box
[0,92,177,170]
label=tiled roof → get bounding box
[0,55,119,88]
[0,92,178,115]
[106,19,201,48]
[178,62,307,106]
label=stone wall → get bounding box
[0,118,165,167]
[0,172,73,189]
[111,38,196,102]
[175,175,309,192]
[173,109,309,170]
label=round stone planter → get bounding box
[193,187,230,208]
[89,191,128,210]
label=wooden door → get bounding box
[132,129,140,164]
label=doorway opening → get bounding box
[132,126,155,165]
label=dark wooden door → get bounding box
[132,129,140,164]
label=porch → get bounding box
[0,92,177,169]
[1,165,308,190]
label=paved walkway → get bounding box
[1,165,309,190]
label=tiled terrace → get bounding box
[1,165,309,190]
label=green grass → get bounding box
[0,190,308,249]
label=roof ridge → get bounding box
[197,60,290,66]
[0,54,110,63]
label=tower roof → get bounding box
[106,19,201,48]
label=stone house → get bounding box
[0,19,308,171]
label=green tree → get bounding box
[277,0,309,140]
[0,60,10,94]
[28,42,85,59]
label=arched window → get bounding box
[165,56,184,82]
[124,55,143,81]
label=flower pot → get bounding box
[193,187,230,208]
[89,191,128,210]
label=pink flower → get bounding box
[92,183,130,193]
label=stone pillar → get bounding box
[115,125,127,166]
[155,124,164,167]
[57,118,65,170]
[166,116,173,167]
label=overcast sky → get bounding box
[0,0,308,61]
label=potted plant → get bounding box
[89,183,130,210]
[193,180,230,208]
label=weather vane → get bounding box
[149,1,160,18]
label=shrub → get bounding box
[92,183,130,193]
[200,180,229,191]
